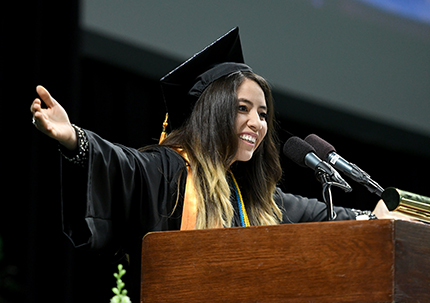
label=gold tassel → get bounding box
[159,113,169,144]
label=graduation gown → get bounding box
[60,129,356,300]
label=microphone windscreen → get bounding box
[283,136,316,167]
[304,134,336,160]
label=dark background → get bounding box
[2,1,429,302]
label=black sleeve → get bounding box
[274,188,356,223]
[61,130,187,253]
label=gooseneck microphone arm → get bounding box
[305,134,384,197]
[283,137,352,221]
[329,155,384,196]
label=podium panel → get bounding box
[141,220,430,302]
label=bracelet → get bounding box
[59,124,89,167]
[352,209,378,220]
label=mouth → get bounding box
[239,134,257,146]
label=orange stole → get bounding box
[172,149,197,230]
[181,165,198,230]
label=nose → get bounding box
[247,110,263,131]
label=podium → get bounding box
[141,220,430,302]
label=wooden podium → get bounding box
[141,220,430,302]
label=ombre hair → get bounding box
[161,71,283,228]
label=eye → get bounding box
[259,112,267,120]
[238,105,248,112]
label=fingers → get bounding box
[30,99,42,129]
[30,97,42,113]
[36,85,57,108]
[31,86,51,130]
[30,98,45,125]
[31,100,43,129]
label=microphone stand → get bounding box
[314,163,351,221]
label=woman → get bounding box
[30,28,392,301]
[30,69,359,234]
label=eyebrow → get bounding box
[238,98,267,110]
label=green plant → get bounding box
[110,264,131,303]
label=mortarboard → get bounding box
[160,27,252,131]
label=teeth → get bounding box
[240,134,256,144]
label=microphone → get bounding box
[304,134,384,196]
[283,136,352,192]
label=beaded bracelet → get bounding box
[59,124,89,168]
[352,209,378,220]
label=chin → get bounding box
[234,151,254,162]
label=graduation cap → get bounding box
[160,27,252,133]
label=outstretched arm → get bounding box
[30,85,77,150]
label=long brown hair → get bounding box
[161,71,283,228]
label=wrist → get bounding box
[59,125,89,168]
[352,209,378,220]
[60,124,78,150]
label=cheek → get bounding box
[257,125,268,147]
[235,115,246,131]
[262,123,268,138]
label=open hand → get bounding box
[30,85,77,150]
[373,199,416,221]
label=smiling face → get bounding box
[233,78,268,163]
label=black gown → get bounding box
[60,130,356,301]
